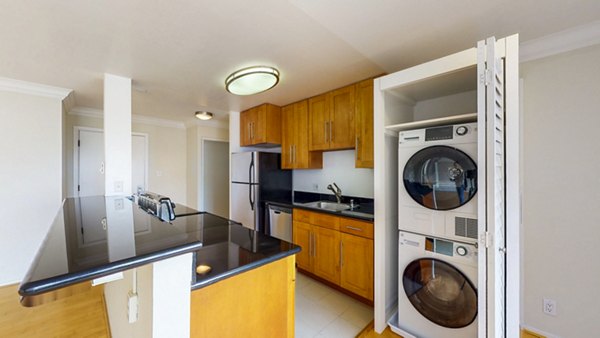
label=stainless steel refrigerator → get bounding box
[230,152,292,232]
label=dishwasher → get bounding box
[267,203,292,242]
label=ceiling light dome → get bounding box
[225,66,280,95]
[195,111,213,120]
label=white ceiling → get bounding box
[1,1,599,126]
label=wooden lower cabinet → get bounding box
[340,233,374,300]
[191,256,296,338]
[313,226,341,284]
[293,220,312,271]
[293,208,373,301]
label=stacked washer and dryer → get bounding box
[395,123,479,338]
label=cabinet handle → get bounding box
[324,121,328,143]
[293,145,296,164]
[247,123,251,142]
[311,233,316,257]
[340,241,344,268]
[250,122,254,140]
[330,121,333,142]
[355,136,360,160]
[289,145,293,164]
[345,225,363,232]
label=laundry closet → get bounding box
[372,35,520,338]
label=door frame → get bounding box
[73,126,149,197]
[199,137,229,213]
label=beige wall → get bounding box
[0,91,63,286]
[186,124,229,210]
[521,44,600,337]
[65,114,188,204]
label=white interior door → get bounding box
[477,36,507,338]
[78,129,105,196]
[77,128,147,197]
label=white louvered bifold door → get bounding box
[477,36,507,338]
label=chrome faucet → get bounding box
[327,183,342,203]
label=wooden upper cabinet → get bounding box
[239,103,281,147]
[308,85,356,151]
[355,79,374,168]
[308,94,330,151]
[281,104,295,169]
[282,100,322,169]
[330,85,355,149]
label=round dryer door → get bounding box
[403,258,477,328]
[403,145,477,210]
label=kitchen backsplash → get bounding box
[292,150,374,198]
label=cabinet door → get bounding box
[355,79,374,168]
[340,233,374,300]
[313,226,340,284]
[293,221,312,271]
[308,93,330,151]
[239,108,253,146]
[281,104,294,169]
[253,104,267,144]
[294,100,323,169]
[330,85,355,150]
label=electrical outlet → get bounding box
[114,198,124,210]
[114,180,123,192]
[543,298,557,316]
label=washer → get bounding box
[397,231,478,338]
[398,123,478,243]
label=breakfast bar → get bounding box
[18,195,300,337]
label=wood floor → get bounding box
[0,283,110,337]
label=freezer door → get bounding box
[231,152,259,183]
[230,182,257,230]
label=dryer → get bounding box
[396,231,478,338]
[398,123,478,243]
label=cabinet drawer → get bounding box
[310,212,339,231]
[293,209,311,223]
[339,218,373,239]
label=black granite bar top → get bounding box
[19,196,299,300]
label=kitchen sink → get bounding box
[302,201,351,211]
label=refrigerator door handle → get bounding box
[249,155,255,210]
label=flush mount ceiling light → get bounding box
[195,111,213,120]
[225,66,280,95]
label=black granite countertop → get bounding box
[267,191,375,222]
[19,196,299,299]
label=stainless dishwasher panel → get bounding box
[267,204,292,242]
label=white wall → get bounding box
[0,91,63,286]
[65,113,188,204]
[521,44,600,337]
[293,150,374,198]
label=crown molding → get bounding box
[0,77,72,100]
[69,107,186,130]
[521,20,600,63]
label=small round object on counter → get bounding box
[196,264,212,275]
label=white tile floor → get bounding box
[295,272,373,338]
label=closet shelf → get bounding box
[385,113,477,133]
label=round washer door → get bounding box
[403,145,477,210]
[403,258,477,328]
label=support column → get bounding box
[104,73,132,196]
